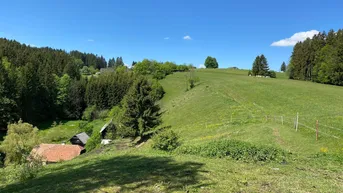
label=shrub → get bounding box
[151,80,165,100]
[41,129,70,143]
[153,70,166,80]
[104,123,117,140]
[82,105,98,121]
[176,139,285,162]
[78,121,93,136]
[108,106,124,120]
[85,131,101,151]
[268,70,277,78]
[16,156,42,181]
[80,66,91,75]
[0,120,39,165]
[185,70,199,90]
[98,109,109,120]
[152,130,180,151]
[116,124,136,138]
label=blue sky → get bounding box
[0,0,342,70]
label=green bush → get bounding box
[41,129,70,143]
[268,70,277,78]
[152,70,166,80]
[108,106,124,120]
[116,124,136,138]
[98,109,109,120]
[151,80,165,100]
[85,131,101,151]
[82,105,98,121]
[152,130,180,151]
[176,139,285,162]
[17,157,42,181]
[104,123,117,140]
[78,121,93,136]
[80,66,91,75]
[0,120,39,165]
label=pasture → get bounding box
[1,69,343,192]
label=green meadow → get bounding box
[1,69,343,192]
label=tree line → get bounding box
[0,38,189,129]
[133,59,192,79]
[288,29,343,85]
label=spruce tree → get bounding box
[108,58,116,68]
[260,54,269,76]
[252,56,260,76]
[0,59,19,128]
[281,62,286,72]
[120,76,161,137]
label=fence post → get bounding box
[296,112,299,132]
[281,116,283,125]
[316,120,319,141]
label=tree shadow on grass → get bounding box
[2,155,211,193]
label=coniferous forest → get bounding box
[288,29,343,85]
[0,38,190,129]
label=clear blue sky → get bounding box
[0,0,342,70]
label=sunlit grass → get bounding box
[1,69,343,192]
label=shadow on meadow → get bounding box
[2,155,210,193]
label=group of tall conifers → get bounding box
[288,29,343,86]
[250,54,276,78]
[0,38,120,128]
[0,38,188,130]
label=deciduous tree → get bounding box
[204,56,219,68]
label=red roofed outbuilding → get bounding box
[30,144,84,164]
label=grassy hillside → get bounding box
[160,69,343,152]
[1,69,343,192]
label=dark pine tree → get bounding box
[120,76,161,138]
[280,62,286,72]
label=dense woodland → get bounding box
[0,38,190,129]
[288,29,343,85]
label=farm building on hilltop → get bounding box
[30,144,84,164]
[70,132,90,146]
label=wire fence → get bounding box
[179,113,343,141]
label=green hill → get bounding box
[1,69,343,192]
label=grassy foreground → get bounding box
[1,69,343,192]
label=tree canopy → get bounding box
[0,120,39,165]
[252,54,271,76]
[120,76,161,137]
[204,56,219,68]
[288,29,343,86]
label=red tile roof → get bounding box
[31,144,84,163]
